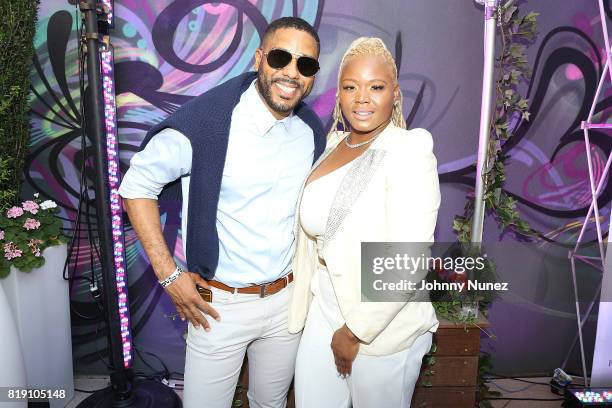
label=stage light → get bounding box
[566,387,612,406]
[100,0,114,26]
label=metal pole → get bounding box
[471,0,499,245]
[80,0,133,400]
[570,256,590,387]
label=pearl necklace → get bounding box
[343,132,381,149]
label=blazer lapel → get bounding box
[322,148,386,248]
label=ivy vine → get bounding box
[453,4,539,244]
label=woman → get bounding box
[288,37,440,407]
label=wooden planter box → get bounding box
[412,317,489,407]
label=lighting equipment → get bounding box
[75,1,180,406]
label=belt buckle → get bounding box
[260,283,268,298]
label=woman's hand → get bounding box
[331,324,360,376]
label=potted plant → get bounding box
[0,195,73,407]
[0,195,64,278]
[429,243,499,325]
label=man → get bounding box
[118,17,325,408]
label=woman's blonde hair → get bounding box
[331,37,407,133]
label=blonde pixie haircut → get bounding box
[331,37,407,133]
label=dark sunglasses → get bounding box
[263,48,320,77]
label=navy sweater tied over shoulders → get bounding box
[139,71,326,279]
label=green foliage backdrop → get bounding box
[0,0,40,212]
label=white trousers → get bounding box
[294,297,432,408]
[183,284,300,408]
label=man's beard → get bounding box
[256,70,307,114]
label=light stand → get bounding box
[470,0,499,245]
[75,1,181,406]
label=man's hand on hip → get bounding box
[165,271,220,331]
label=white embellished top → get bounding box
[299,161,353,329]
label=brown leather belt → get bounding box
[206,273,293,298]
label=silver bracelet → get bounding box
[159,265,184,288]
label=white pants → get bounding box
[183,284,300,408]
[294,297,432,408]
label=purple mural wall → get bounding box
[26,0,611,376]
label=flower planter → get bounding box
[1,243,74,408]
[0,281,27,407]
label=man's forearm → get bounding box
[124,198,177,280]
[123,197,219,329]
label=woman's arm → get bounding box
[344,128,440,343]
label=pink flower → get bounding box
[22,200,39,214]
[27,239,43,247]
[6,206,24,218]
[4,242,22,260]
[0,230,4,240]
[27,239,43,257]
[23,218,41,230]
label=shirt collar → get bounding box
[243,80,294,136]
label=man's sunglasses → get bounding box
[263,48,320,77]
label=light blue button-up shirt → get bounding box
[119,80,315,287]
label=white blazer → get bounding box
[288,123,441,356]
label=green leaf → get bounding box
[522,111,531,121]
[508,43,525,58]
[493,188,502,205]
[453,218,465,232]
[510,69,521,84]
[522,11,539,24]
[0,262,9,278]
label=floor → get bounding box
[64,374,570,407]
[488,377,566,407]
[65,375,185,407]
